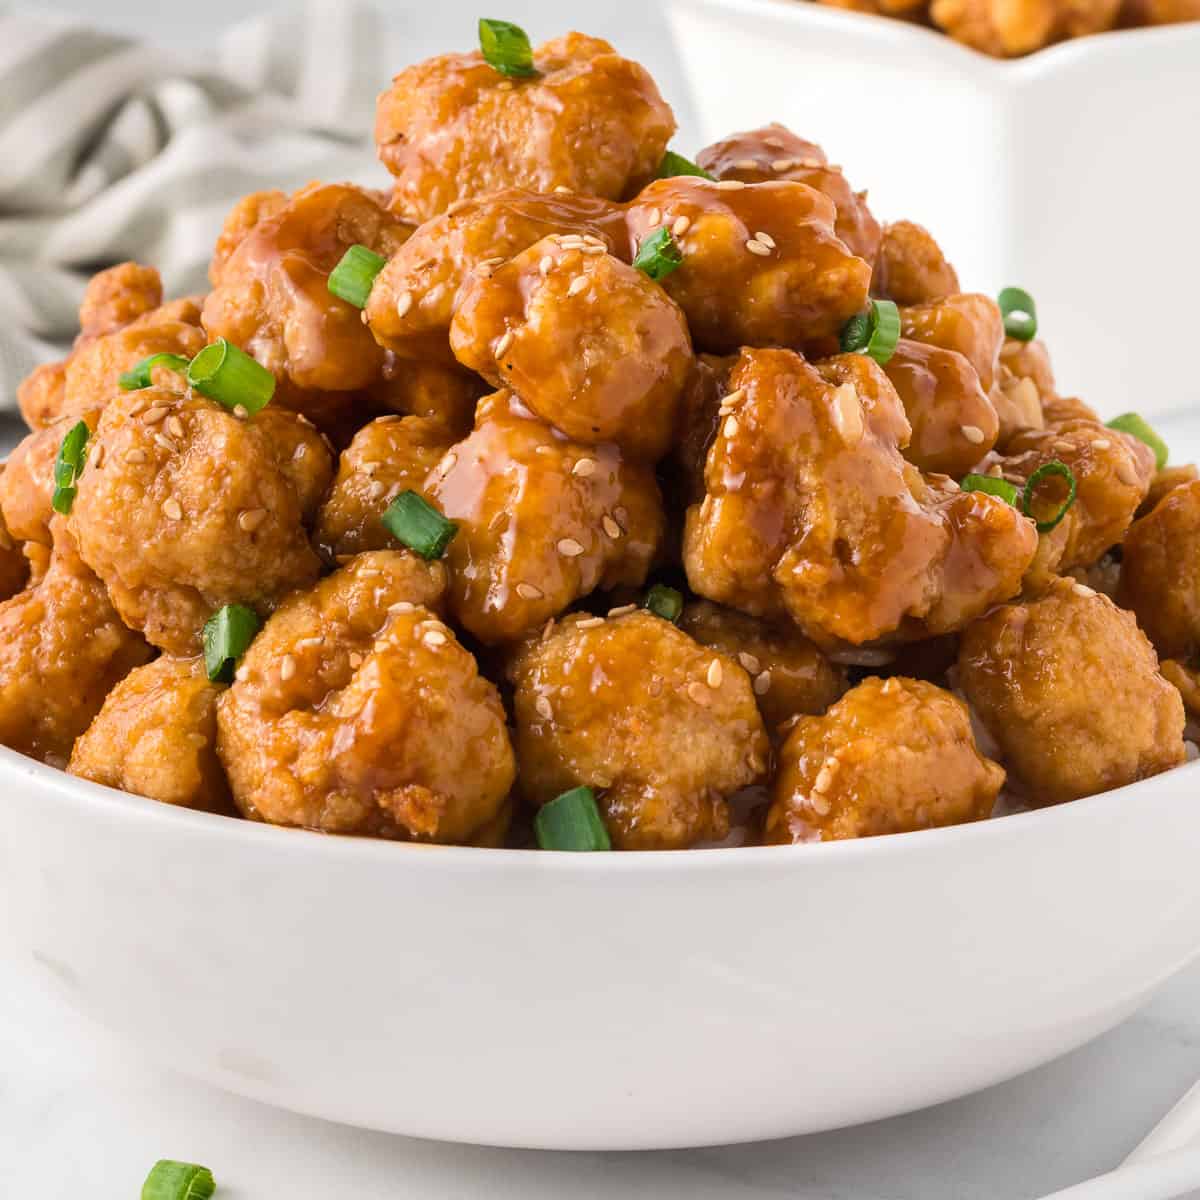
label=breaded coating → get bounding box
[900,293,1004,392]
[16,362,68,431]
[1118,479,1200,660]
[1161,659,1200,719]
[0,522,151,764]
[883,339,999,475]
[209,188,288,285]
[626,177,871,353]
[70,386,332,655]
[696,124,881,264]
[960,578,1185,804]
[427,391,664,644]
[202,183,412,398]
[671,354,730,506]
[450,235,693,460]
[679,600,846,733]
[1138,464,1199,518]
[0,472,29,600]
[508,610,769,849]
[366,188,628,363]
[376,33,675,221]
[682,348,1037,646]
[930,0,1121,55]
[217,552,514,843]
[1000,336,1056,398]
[871,221,960,306]
[78,262,163,338]
[314,415,456,559]
[69,655,231,812]
[0,412,100,547]
[369,359,482,437]
[991,368,1045,449]
[1120,0,1200,22]
[765,677,1003,843]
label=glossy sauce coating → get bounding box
[765,676,1004,843]
[368,358,483,438]
[871,221,960,306]
[508,610,769,850]
[0,472,27,601]
[376,33,675,221]
[450,235,693,460]
[900,293,1004,392]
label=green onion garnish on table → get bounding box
[644,583,683,623]
[478,18,538,77]
[839,298,900,365]
[1106,412,1169,470]
[119,353,192,391]
[51,419,90,515]
[202,604,261,683]
[141,1159,216,1200]
[327,244,388,309]
[633,227,683,282]
[656,150,714,181]
[997,286,1037,341]
[186,339,274,415]
[381,490,458,560]
[960,473,1021,507]
[1022,460,1077,532]
[535,786,612,851]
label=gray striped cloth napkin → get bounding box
[0,0,387,410]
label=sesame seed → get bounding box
[572,457,596,477]
[601,515,622,539]
[389,600,415,613]
[535,696,554,720]
[738,652,762,674]
[280,654,296,681]
[581,234,606,247]
[235,666,250,682]
[987,463,1004,477]
[124,448,147,464]
[716,179,747,190]
[721,387,746,410]
[687,681,710,706]
[238,508,267,532]
[539,255,554,276]
[423,630,447,647]
[1073,582,1096,598]
[961,424,986,445]
[557,537,585,557]
[166,416,185,439]
[516,582,543,600]
[295,636,324,649]
[813,761,837,793]
[745,239,771,257]
[607,604,637,617]
[153,434,177,454]
[881,678,899,695]
[143,406,167,424]
[91,444,106,469]
[553,185,572,194]
[580,244,606,255]
[575,616,604,629]
[723,415,739,438]
[732,158,759,171]
[367,480,387,501]
[754,231,776,248]
[706,659,723,689]
[671,215,691,237]
[494,330,514,358]
[1091,438,1111,450]
[771,158,795,172]
[161,498,182,520]
[348,652,363,668]
[496,80,513,91]
[830,383,864,445]
[439,452,458,474]
[567,276,589,297]
[753,670,772,695]
[478,257,506,270]
[809,792,832,816]
[1116,460,1140,486]
[1053,439,1076,453]
[292,443,307,461]
[395,292,413,318]
[646,207,661,226]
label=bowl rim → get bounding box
[7,742,1197,872]
[670,0,1200,77]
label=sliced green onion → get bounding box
[51,420,90,515]
[534,786,611,852]
[202,603,261,683]
[1022,460,1077,533]
[381,490,458,560]
[119,353,191,391]
[187,339,274,415]
[839,299,900,365]
[478,18,537,77]
[656,150,714,181]
[327,244,387,309]
[141,1159,216,1200]
[1106,412,1168,470]
[960,473,1020,507]
[644,583,683,623]
[998,286,1037,341]
[633,226,683,283]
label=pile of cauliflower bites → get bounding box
[1,24,1195,851]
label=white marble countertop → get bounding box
[3,2,1200,1197]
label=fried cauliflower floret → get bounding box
[427,392,664,643]
[678,600,846,734]
[376,32,674,222]
[883,339,999,475]
[368,359,482,437]
[992,337,1054,448]
[509,610,769,849]
[764,677,1003,843]
[450,235,693,460]
[366,188,628,363]
[69,655,231,812]
[1120,0,1200,22]
[695,124,881,264]
[0,472,29,600]
[1138,464,1198,518]
[78,262,164,337]
[871,221,960,306]
[931,0,1121,55]
[900,293,1004,392]
[314,415,456,559]
[16,362,68,431]
[960,577,1185,805]
[70,386,332,655]
[1161,660,1200,719]
[1118,479,1200,661]
[626,177,871,353]
[0,522,151,764]
[209,189,289,285]
[202,183,412,399]
[217,552,514,843]
[682,348,1037,646]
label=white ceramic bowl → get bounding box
[4,745,1200,1150]
[666,0,1200,420]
